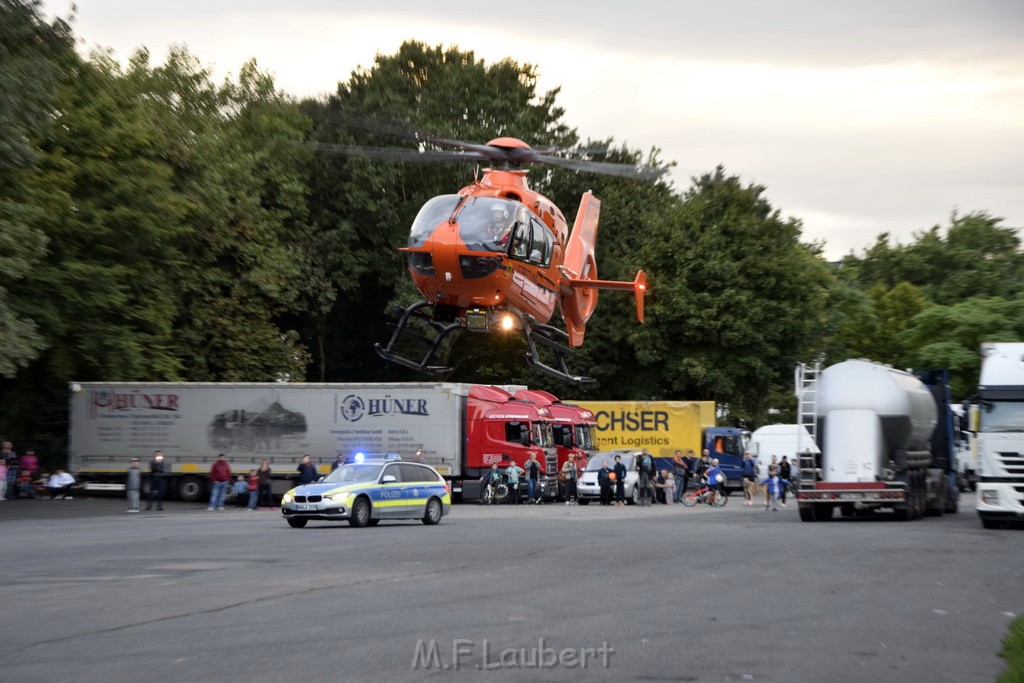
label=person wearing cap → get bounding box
[126,457,142,513]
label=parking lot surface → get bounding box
[1,492,1020,681]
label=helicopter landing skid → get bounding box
[374,300,460,374]
[514,313,597,386]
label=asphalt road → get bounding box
[1,492,1020,682]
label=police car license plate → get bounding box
[295,504,318,511]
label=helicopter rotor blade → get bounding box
[533,153,667,180]
[295,140,490,165]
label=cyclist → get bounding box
[705,458,723,507]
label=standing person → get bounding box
[297,454,318,485]
[2,441,18,499]
[146,450,167,511]
[126,457,142,513]
[693,450,710,490]
[778,457,792,506]
[560,453,578,506]
[208,453,231,511]
[765,455,778,507]
[613,454,627,507]
[681,449,697,494]
[761,466,792,511]
[231,475,248,508]
[741,452,758,506]
[412,447,425,463]
[330,453,346,470]
[257,459,273,509]
[524,452,541,504]
[0,458,7,500]
[637,449,656,506]
[504,456,524,505]
[597,459,613,506]
[20,449,39,481]
[671,450,688,503]
[246,469,260,511]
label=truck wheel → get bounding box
[798,505,817,522]
[287,518,307,528]
[840,505,854,518]
[177,476,204,503]
[350,497,371,528]
[893,507,910,521]
[816,504,833,520]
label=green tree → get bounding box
[626,167,832,425]
[846,212,1024,305]
[900,296,1024,397]
[168,56,313,381]
[0,0,75,378]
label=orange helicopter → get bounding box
[363,135,656,385]
[307,125,659,384]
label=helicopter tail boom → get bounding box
[568,269,647,324]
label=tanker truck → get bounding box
[795,360,959,522]
[971,342,1024,528]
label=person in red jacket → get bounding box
[207,453,232,511]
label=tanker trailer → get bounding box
[796,359,947,522]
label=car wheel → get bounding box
[287,518,307,528]
[422,497,443,525]
[350,497,371,528]
[629,487,639,506]
[981,518,1000,529]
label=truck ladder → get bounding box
[795,360,822,491]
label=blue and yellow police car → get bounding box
[281,456,451,528]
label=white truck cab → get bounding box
[974,343,1024,528]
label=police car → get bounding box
[281,456,451,528]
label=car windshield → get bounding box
[320,464,383,484]
[587,453,634,471]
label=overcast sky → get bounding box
[44,0,1024,259]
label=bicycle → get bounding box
[681,483,728,508]
[481,480,509,505]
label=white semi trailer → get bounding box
[973,343,1024,528]
[796,359,959,522]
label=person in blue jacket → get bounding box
[760,466,792,511]
[705,458,724,506]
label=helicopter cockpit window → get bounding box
[458,197,519,253]
[409,194,461,248]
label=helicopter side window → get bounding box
[528,217,552,266]
[409,194,461,248]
